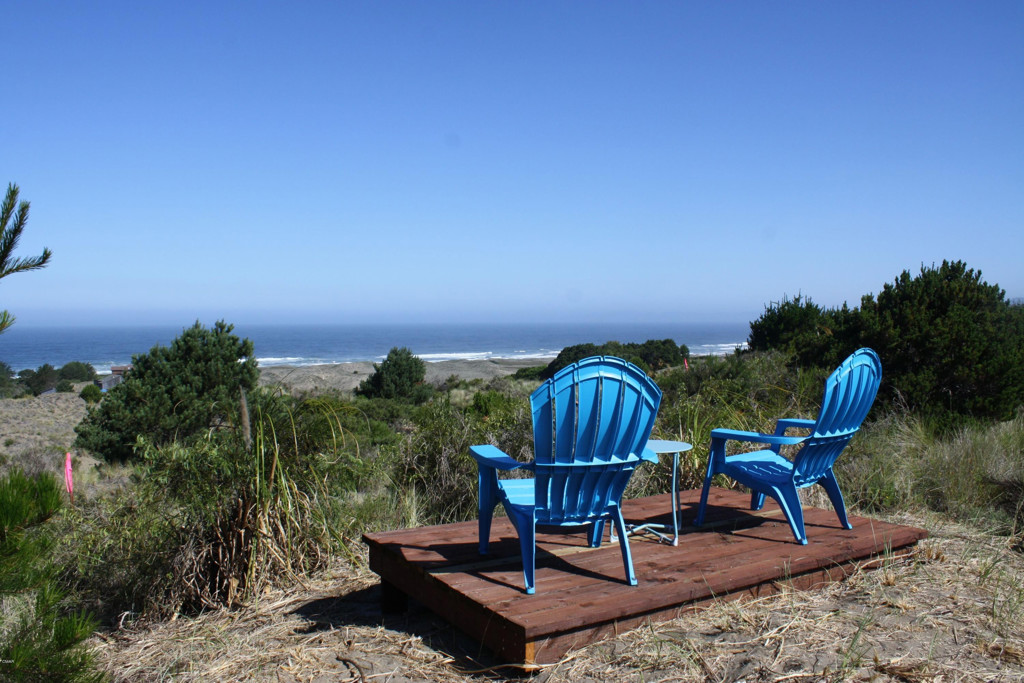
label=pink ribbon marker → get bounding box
[64,452,74,503]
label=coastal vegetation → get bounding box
[356,346,432,403]
[2,362,99,398]
[514,338,689,380]
[73,321,258,462]
[1,260,1023,679]
[749,260,1024,428]
[1,469,101,681]
[78,384,102,404]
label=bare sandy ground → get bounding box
[257,358,544,395]
[0,391,88,474]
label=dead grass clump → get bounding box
[89,562,472,683]
[60,394,352,623]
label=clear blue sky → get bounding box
[4,2,1022,327]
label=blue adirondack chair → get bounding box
[470,356,662,594]
[694,348,882,544]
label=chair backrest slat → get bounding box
[530,356,662,524]
[793,348,882,484]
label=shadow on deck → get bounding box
[362,487,927,668]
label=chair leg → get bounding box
[819,470,853,530]
[611,508,638,586]
[588,520,606,547]
[517,516,537,595]
[478,512,494,555]
[694,464,717,527]
[774,485,808,545]
[751,491,766,511]
[477,468,500,555]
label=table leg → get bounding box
[617,450,680,545]
[671,451,679,545]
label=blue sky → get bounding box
[3,2,1022,327]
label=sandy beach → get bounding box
[257,357,545,395]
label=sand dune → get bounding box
[257,357,544,395]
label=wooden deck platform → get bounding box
[363,487,928,667]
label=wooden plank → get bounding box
[470,510,822,625]
[369,536,531,663]
[435,494,796,601]
[513,516,925,638]
[523,535,926,664]
[526,554,876,664]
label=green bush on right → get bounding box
[749,260,1024,427]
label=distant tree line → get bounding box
[748,260,1024,427]
[0,361,98,398]
[514,339,689,381]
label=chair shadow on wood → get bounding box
[378,528,647,592]
[679,495,854,543]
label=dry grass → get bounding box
[0,392,87,475]
[89,511,1024,682]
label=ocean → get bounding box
[0,322,750,374]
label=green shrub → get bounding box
[836,409,1024,533]
[641,352,813,497]
[73,321,259,462]
[859,260,1024,425]
[389,380,533,525]
[353,395,414,426]
[748,295,858,369]
[55,379,74,393]
[832,413,923,514]
[0,366,23,398]
[59,389,391,619]
[390,397,481,524]
[511,365,546,381]
[63,394,347,618]
[0,361,11,379]
[749,261,1024,426]
[78,384,102,404]
[357,346,431,402]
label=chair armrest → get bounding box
[710,428,807,447]
[773,418,816,435]
[640,447,658,464]
[469,444,531,471]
